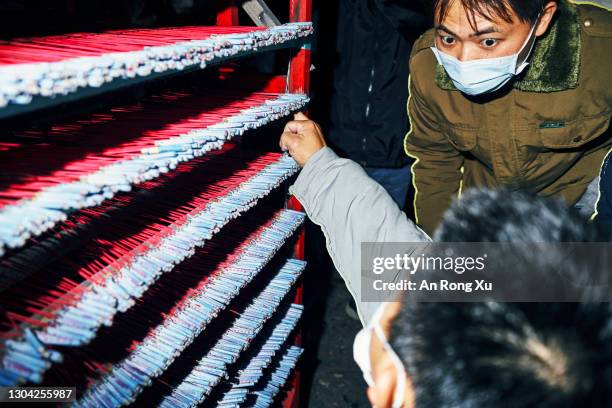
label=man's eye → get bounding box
[481,38,498,47]
[441,35,455,45]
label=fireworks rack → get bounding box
[0,0,312,407]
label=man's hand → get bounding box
[279,112,326,167]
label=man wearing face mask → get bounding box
[405,0,612,235]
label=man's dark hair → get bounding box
[392,301,612,407]
[433,188,609,242]
[434,0,552,26]
[390,189,612,407]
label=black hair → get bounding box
[390,189,612,407]
[433,188,609,242]
[434,0,553,26]
[392,301,612,407]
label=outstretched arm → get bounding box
[281,113,430,324]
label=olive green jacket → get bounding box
[405,1,612,235]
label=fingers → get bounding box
[279,131,288,151]
[283,112,310,133]
[279,113,325,167]
[283,120,302,134]
[283,118,316,134]
[279,131,300,152]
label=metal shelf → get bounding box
[0,35,309,121]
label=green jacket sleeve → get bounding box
[405,74,464,236]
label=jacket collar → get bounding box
[435,0,581,93]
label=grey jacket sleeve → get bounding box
[288,147,431,325]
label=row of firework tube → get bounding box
[250,345,304,408]
[38,157,301,348]
[215,304,303,408]
[0,202,304,387]
[213,345,303,408]
[0,22,313,108]
[157,261,305,408]
[76,257,306,408]
[0,93,309,255]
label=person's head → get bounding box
[433,0,558,61]
[433,188,608,242]
[430,0,560,95]
[390,301,612,407]
[361,189,612,407]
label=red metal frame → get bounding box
[215,1,311,406]
[285,1,311,406]
[288,0,312,94]
[216,0,239,26]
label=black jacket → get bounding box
[327,0,428,168]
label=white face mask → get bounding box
[353,303,407,408]
[430,19,539,96]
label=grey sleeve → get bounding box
[288,147,431,325]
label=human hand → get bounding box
[279,112,326,167]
